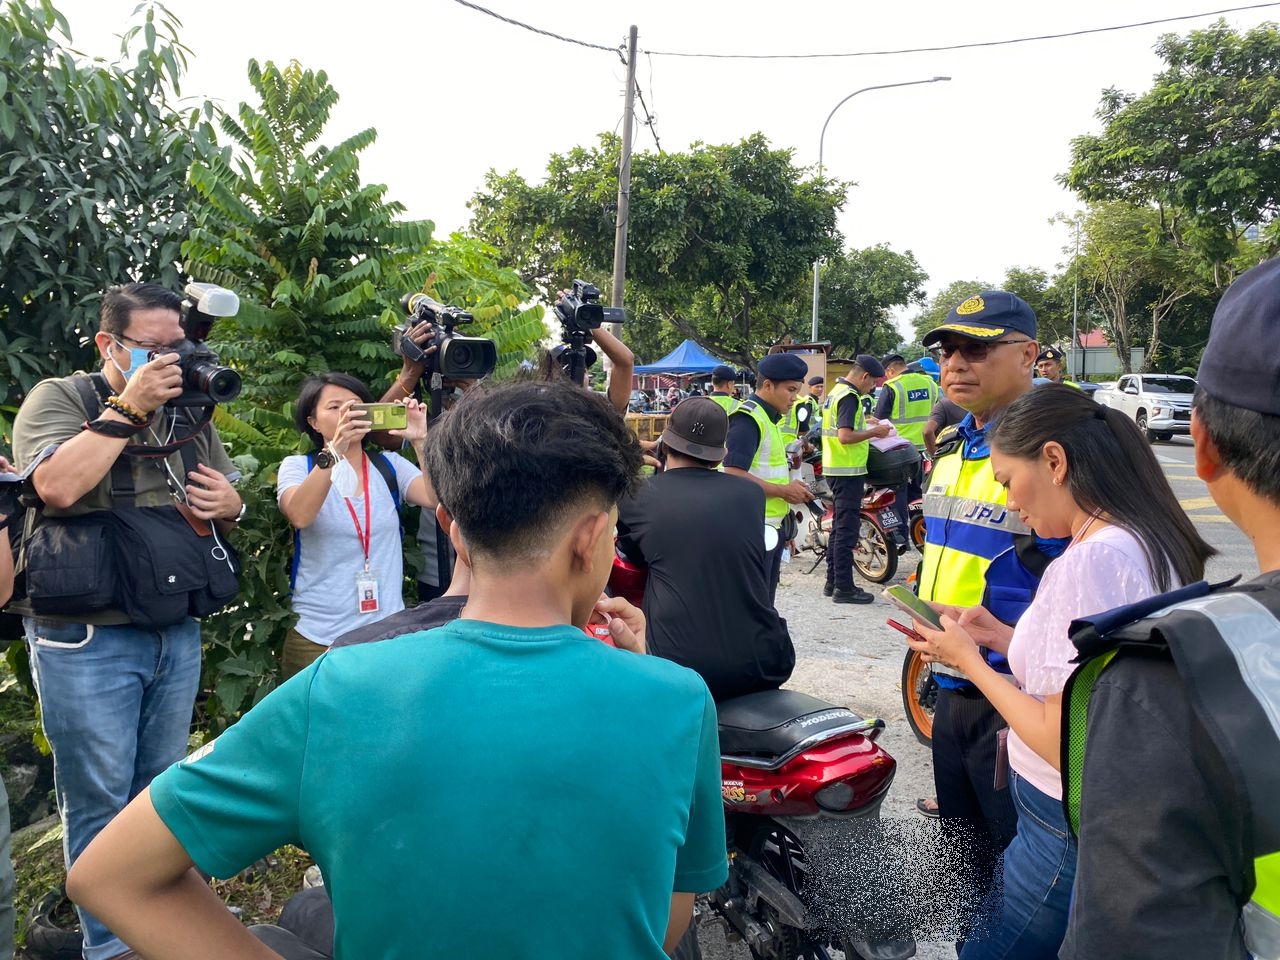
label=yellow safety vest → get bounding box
[883,372,938,450]
[917,434,1031,609]
[821,381,869,477]
[1064,586,1280,960]
[708,393,738,414]
[732,399,789,526]
[781,395,819,440]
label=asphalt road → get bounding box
[696,437,1256,960]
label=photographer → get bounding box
[10,282,242,960]
[1,455,14,960]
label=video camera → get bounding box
[553,280,624,335]
[394,293,497,381]
[551,280,624,386]
[161,282,242,407]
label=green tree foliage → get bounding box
[810,245,928,357]
[469,132,845,369]
[1002,266,1076,347]
[181,61,543,728]
[1062,20,1280,285]
[1067,203,1205,373]
[0,0,213,443]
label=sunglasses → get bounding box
[937,339,1033,363]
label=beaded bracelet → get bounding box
[104,395,149,425]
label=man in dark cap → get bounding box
[916,290,1065,943]
[1060,259,1280,960]
[617,397,795,702]
[707,365,740,415]
[724,353,814,604]
[821,355,892,604]
[1034,346,1080,388]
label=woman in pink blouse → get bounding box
[908,384,1214,960]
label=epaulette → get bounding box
[932,424,964,458]
[733,400,758,416]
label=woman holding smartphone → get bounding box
[906,384,1214,960]
[278,372,434,679]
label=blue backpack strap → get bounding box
[289,453,312,594]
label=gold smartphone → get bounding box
[351,402,408,430]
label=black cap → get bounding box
[711,364,737,381]
[756,353,809,383]
[659,397,729,461]
[923,290,1037,347]
[881,353,905,367]
[854,354,886,379]
[1037,346,1065,363]
[1198,258,1280,416]
[807,375,825,387]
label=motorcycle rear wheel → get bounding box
[909,511,926,552]
[854,519,898,583]
[746,823,810,960]
[900,648,937,745]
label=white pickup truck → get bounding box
[1094,373,1197,441]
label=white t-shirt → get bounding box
[277,452,420,646]
[1006,525,1173,799]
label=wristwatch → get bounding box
[229,502,248,524]
[315,448,337,470]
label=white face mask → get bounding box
[330,455,359,498]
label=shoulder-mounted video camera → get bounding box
[163,282,242,407]
[394,293,497,381]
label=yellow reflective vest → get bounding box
[821,381,869,477]
[731,399,789,527]
[883,371,938,450]
[708,392,738,414]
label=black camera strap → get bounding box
[73,375,200,508]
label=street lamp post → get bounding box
[811,76,951,342]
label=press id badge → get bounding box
[356,573,380,615]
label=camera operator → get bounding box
[0,456,13,960]
[378,319,475,603]
[10,282,242,960]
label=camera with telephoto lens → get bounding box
[151,282,242,407]
[394,293,497,380]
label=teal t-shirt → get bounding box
[150,619,727,959]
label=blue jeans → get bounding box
[1,770,13,960]
[26,617,202,960]
[959,772,1077,960]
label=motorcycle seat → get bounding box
[717,689,882,769]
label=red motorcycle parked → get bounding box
[610,556,915,960]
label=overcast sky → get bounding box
[48,0,1280,334]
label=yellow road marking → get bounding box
[1179,496,1218,511]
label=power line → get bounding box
[450,0,617,53]
[452,1,1280,61]
[614,47,663,152]
[646,3,1280,58]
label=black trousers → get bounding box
[765,535,783,606]
[931,686,1018,946]
[892,459,924,539]
[826,475,865,590]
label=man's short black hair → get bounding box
[427,380,643,561]
[1194,388,1280,506]
[100,282,184,338]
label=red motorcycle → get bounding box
[610,556,915,960]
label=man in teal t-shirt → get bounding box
[67,381,728,960]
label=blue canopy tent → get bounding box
[634,339,724,375]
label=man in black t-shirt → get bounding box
[617,397,794,701]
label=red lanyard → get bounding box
[343,454,372,569]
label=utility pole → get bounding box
[610,24,638,331]
[1071,215,1081,380]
